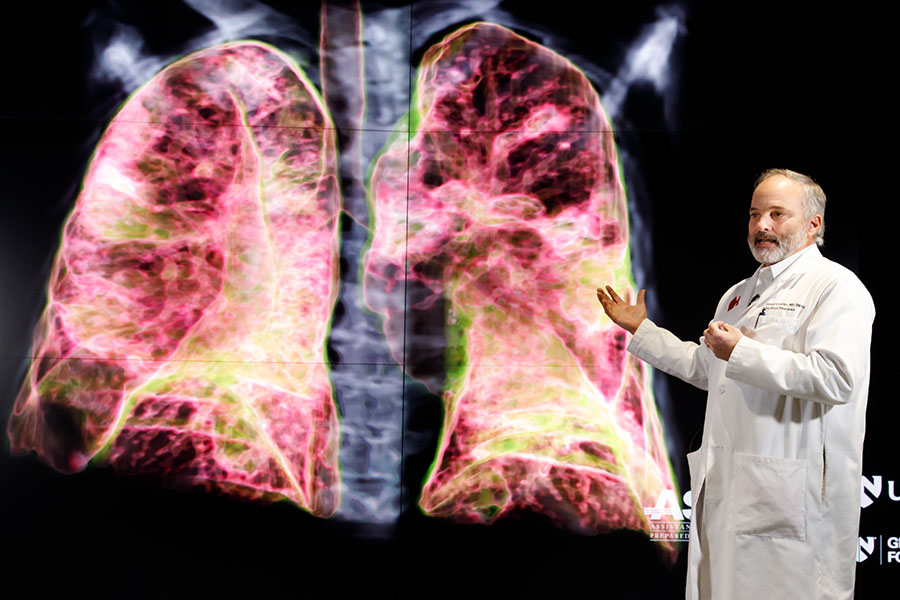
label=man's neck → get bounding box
[761,240,816,268]
[761,243,817,279]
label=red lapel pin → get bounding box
[728,295,741,311]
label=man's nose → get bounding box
[755,216,773,232]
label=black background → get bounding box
[0,1,893,597]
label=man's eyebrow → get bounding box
[749,203,790,212]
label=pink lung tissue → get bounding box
[8,42,342,516]
[365,23,676,550]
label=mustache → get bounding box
[753,233,779,245]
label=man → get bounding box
[597,169,874,599]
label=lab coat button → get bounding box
[718,384,726,394]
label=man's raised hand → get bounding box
[596,285,646,334]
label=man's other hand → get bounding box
[596,285,646,334]
[703,321,743,361]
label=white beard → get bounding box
[748,227,806,265]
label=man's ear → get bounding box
[808,214,823,239]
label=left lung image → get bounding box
[364,22,676,552]
[8,41,343,517]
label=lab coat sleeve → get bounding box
[627,318,710,390]
[725,276,875,405]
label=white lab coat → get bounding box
[628,245,874,600]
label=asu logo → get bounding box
[643,489,692,542]
[728,295,741,311]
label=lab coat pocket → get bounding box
[731,452,807,540]
[751,314,801,348]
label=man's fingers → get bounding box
[596,290,617,316]
[606,286,624,303]
[596,286,617,305]
[704,323,732,342]
[597,285,647,307]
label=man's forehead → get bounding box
[749,197,798,210]
[751,176,804,208]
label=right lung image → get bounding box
[363,22,677,552]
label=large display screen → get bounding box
[0,2,891,598]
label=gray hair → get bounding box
[755,168,826,246]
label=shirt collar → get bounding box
[756,243,820,283]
